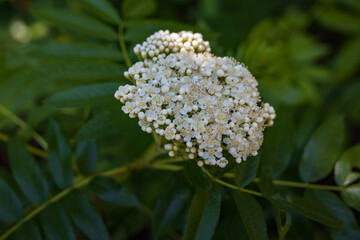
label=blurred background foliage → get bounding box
[0,0,360,239]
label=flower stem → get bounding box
[118,22,132,69]
[256,178,345,191]
[0,104,48,150]
[213,178,263,197]
[223,173,345,191]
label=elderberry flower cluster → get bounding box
[115,30,276,168]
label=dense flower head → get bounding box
[115,30,276,168]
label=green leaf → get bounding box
[122,0,156,19]
[0,178,23,222]
[37,63,126,81]
[233,191,268,240]
[7,137,49,204]
[262,110,294,177]
[183,190,208,240]
[76,110,129,141]
[276,194,343,227]
[234,152,261,187]
[183,190,221,240]
[62,190,109,240]
[305,189,360,239]
[33,9,118,40]
[314,7,360,34]
[152,178,189,239]
[184,161,212,192]
[36,43,123,62]
[76,140,98,174]
[46,82,120,108]
[90,177,140,206]
[76,0,120,24]
[39,202,75,240]
[258,167,277,197]
[335,144,360,186]
[341,187,360,211]
[47,120,74,188]
[273,202,292,240]
[335,38,360,80]
[8,220,42,240]
[299,114,345,182]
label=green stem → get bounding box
[213,178,263,197]
[0,132,47,158]
[0,104,48,150]
[262,179,345,191]
[118,22,132,69]
[0,175,94,240]
[223,173,346,192]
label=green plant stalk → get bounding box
[223,173,346,191]
[0,104,48,150]
[0,175,94,240]
[0,143,159,240]
[0,132,47,158]
[118,22,132,69]
[213,178,263,197]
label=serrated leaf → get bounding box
[122,0,156,19]
[341,187,360,211]
[299,115,345,182]
[33,9,118,40]
[335,144,360,186]
[46,82,120,108]
[152,178,189,239]
[62,190,109,240]
[276,194,343,227]
[76,141,98,174]
[36,43,123,62]
[8,220,42,240]
[76,110,129,141]
[262,110,294,177]
[0,178,23,222]
[7,137,49,204]
[39,202,75,240]
[184,161,212,192]
[183,189,221,240]
[90,177,140,206]
[233,191,268,240]
[37,63,126,81]
[234,153,261,187]
[47,120,73,188]
[76,0,120,24]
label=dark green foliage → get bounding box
[183,189,221,240]
[1,0,360,239]
[234,191,268,240]
[184,160,212,192]
[62,190,109,240]
[299,115,345,182]
[7,138,49,204]
[39,203,76,240]
[47,120,74,188]
[0,178,23,222]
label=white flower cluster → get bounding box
[133,30,210,60]
[115,30,276,168]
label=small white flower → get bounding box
[115,30,276,168]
